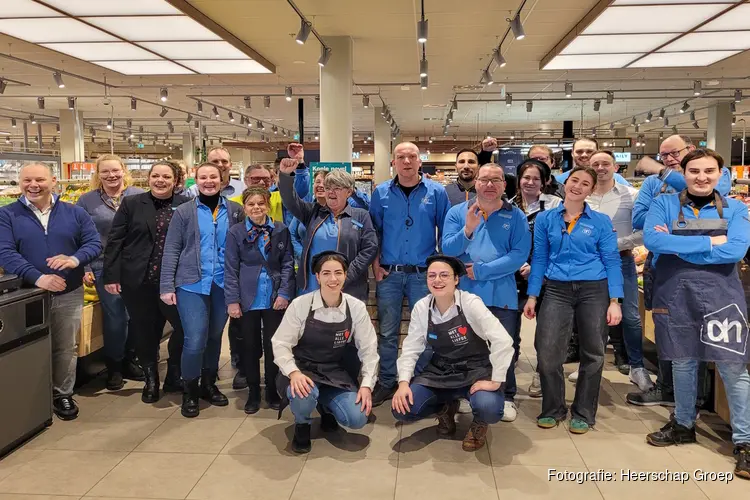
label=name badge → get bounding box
[427,333,438,340]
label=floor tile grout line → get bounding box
[285,444,310,500]
[76,447,132,499]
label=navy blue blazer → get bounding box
[224,219,295,311]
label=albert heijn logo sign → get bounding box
[700,304,749,356]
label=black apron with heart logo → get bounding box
[276,295,357,418]
[652,191,750,363]
[411,297,493,389]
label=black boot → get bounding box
[735,443,750,480]
[646,418,697,447]
[181,378,200,418]
[121,356,145,381]
[292,423,312,453]
[200,369,229,406]
[614,349,630,375]
[266,386,281,411]
[162,361,181,394]
[244,385,261,415]
[105,358,124,391]
[141,364,160,403]
[232,369,248,390]
[318,404,339,432]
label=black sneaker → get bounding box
[292,423,312,453]
[53,396,79,421]
[646,418,697,447]
[121,358,145,381]
[232,371,248,390]
[614,350,630,375]
[266,388,281,411]
[626,386,675,407]
[105,358,124,391]
[734,443,750,480]
[371,384,396,408]
[244,385,261,415]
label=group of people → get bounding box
[0,137,747,478]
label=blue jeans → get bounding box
[673,360,750,444]
[286,384,368,428]
[93,270,130,362]
[176,283,228,380]
[620,255,644,368]
[488,307,519,401]
[376,271,431,388]
[392,383,505,424]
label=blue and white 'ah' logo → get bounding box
[700,303,748,356]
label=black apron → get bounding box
[411,297,493,389]
[652,191,750,363]
[276,296,357,417]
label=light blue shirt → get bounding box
[180,197,228,295]
[442,200,531,310]
[302,214,339,295]
[247,216,275,310]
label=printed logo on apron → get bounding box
[332,328,351,349]
[448,325,470,346]
[700,304,749,356]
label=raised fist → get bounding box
[287,143,304,162]
[482,137,498,152]
[279,158,299,174]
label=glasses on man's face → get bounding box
[530,155,550,163]
[248,176,272,185]
[476,177,505,186]
[574,149,595,156]
[660,147,688,160]
[427,272,453,282]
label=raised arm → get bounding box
[278,228,296,300]
[278,170,316,226]
[441,204,471,257]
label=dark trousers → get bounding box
[535,280,610,426]
[121,283,184,366]
[240,309,283,395]
[656,359,710,407]
[488,307,519,402]
[228,317,243,370]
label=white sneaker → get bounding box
[629,366,654,393]
[528,373,542,398]
[568,370,579,382]
[501,401,517,422]
[457,398,472,414]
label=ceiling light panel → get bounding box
[560,34,674,54]
[582,5,732,34]
[140,41,248,59]
[42,42,161,60]
[95,60,196,75]
[628,50,739,67]
[42,0,182,16]
[658,31,750,51]
[543,53,642,70]
[697,4,750,31]
[0,18,116,42]
[83,16,222,41]
[177,60,272,74]
[0,0,63,17]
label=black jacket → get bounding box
[103,192,190,288]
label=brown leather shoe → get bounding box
[436,400,459,436]
[462,419,489,451]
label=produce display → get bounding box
[83,283,99,304]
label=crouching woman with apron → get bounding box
[271,251,380,454]
[642,149,750,480]
[392,255,514,452]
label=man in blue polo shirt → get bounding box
[442,163,531,422]
[370,142,451,406]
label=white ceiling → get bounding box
[0,0,747,154]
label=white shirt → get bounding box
[586,182,643,251]
[397,290,515,384]
[272,291,380,389]
[21,195,55,232]
[524,193,562,216]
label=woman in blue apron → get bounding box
[642,149,750,479]
[392,255,514,452]
[271,251,379,454]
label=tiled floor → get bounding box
[1,321,745,500]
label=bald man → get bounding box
[0,163,102,421]
[369,142,451,406]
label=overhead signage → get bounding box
[136,143,144,149]
[419,153,429,161]
[309,162,352,190]
[293,133,300,141]
[352,151,360,160]
[614,152,631,163]
[699,141,707,147]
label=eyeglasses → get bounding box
[660,147,689,159]
[427,272,453,281]
[574,149,596,156]
[248,176,272,185]
[325,186,349,194]
[530,155,550,163]
[476,177,505,185]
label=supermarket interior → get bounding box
[1,0,750,499]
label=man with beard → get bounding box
[445,149,480,206]
[556,138,631,186]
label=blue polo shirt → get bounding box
[528,203,623,298]
[632,167,732,230]
[369,176,451,267]
[442,200,531,310]
[180,197,228,295]
[644,193,750,267]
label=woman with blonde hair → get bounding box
[77,154,143,390]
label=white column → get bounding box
[320,36,353,163]
[58,109,85,171]
[182,132,194,168]
[374,107,391,185]
[707,102,732,162]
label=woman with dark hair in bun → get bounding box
[392,255,514,452]
[103,160,189,404]
[271,251,379,454]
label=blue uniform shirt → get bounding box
[302,214,339,295]
[644,193,750,267]
[180,197,229,295]
[247,217,275,310]
[442,200,531,310]
[528,203,624,298]
[632,167,732,230]
[370,177,451,267]
[557,170,630,186]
